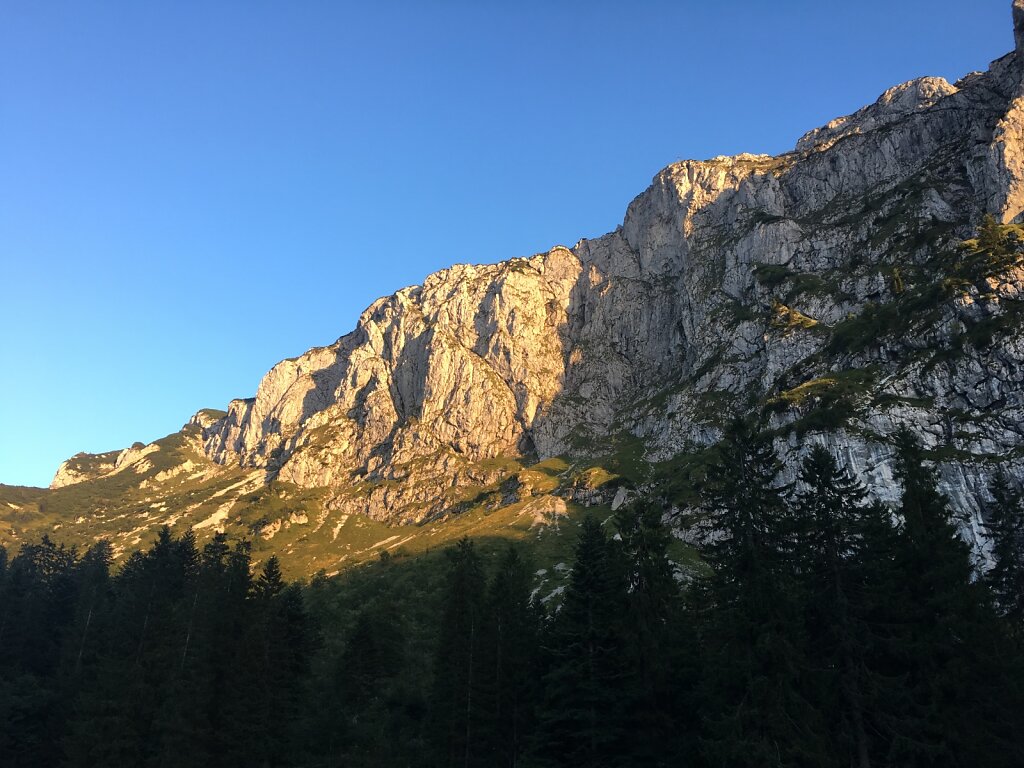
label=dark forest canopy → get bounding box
[2,425,1023,767]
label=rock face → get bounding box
[50,450,121,489]
[53,4,1022,547]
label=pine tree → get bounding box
[0,536,78,678]
[977,213,1007,254]
[328,600,407,766]
[613,501,681,765]
[534,516,629,768]
[246,555,316,768]
[696,419,828,767]
[64,527,201,768]
[50,541,115,766]
[161,534,255,766]
[0,536,79,767]
[790,445,896,768]
[478,544,540,768]
[153,535,234,768]
[255,554,285,599]
[211,540,260,765]
[877,430,1024,766]
[148,529,210,768]
[430,538,488,768]
[983,472,1024,627]
[67,542,113,674]
[343,603,404,705]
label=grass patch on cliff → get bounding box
[826,280,948,355]
[192,408,228,423]
[753,263,793,289]
[827,218,1024,356]
[475,455,525,475]
[768,367,877,436]
[960,299,1024,349]
[754,263,854,306]
[870,393,935,409]
[586,433,652,484]
[650,444,724,508]
[691,389,740,426]
[574,466,620,490]
[0,421,263,559]
[770,300,819,332]
[720,299,759,326]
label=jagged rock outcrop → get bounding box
[46,4,1024,550]
[50,450,121,489]
[191,2,1024,538]
[50,410,225,490]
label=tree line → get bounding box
[2,422,1023,767]
[416,424,1024,767]
[0,530,315,767]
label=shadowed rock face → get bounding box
[45,3,1024,539]
[1015,0,1024,52]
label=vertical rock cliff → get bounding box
[29,3,1024,567]
[189,4,1024,540]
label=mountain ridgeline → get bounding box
[7,4,1024,572]
[6,5,1024,768]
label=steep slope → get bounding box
[202,11,1024,521]
[8,2,1024,571]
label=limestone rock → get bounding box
[193,4,1024,541]
[50,450,120,489]
[1015,0,1024,53]
[41,2,1024,552]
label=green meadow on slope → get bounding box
[0,423,707,588]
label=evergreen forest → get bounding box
[2,424,1024,767]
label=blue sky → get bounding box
[0,0,1011,487]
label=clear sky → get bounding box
[0,0,1012,488]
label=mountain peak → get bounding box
[1014,0,1024,52]
[8,4,1024,573]
[795,77,957,153]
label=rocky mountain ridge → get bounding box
[199,10,1024,521]
[9,2,1024,569]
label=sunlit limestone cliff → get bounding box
[7,3,1024,574]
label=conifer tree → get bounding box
[52,541,114,764]
[326,600,407,766]
[165,534,252,765]
[983,472,1024,627]
[977,213,1007,254]
[431,537,488,768]
[148,529,209,768]
[0,537,79,767]
[210,541,261,764]
[153,535,234,768]
[534,516,628,768]
[343,602,404,705]
[246,555,316,768]
[66,541,113,675]
[613,501,681,764]
[790,445,897,768]
[64,527,201,768]
[255,554,285,599]
[696,419,828,767]
[478,544,540,768]
[877,430,1024,766]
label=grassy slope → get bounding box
[0,423,700,591]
